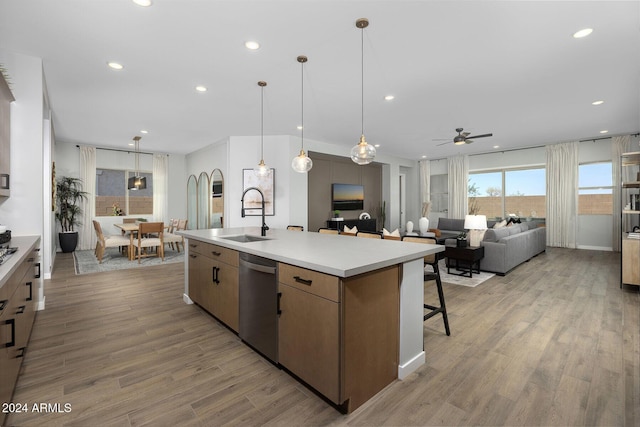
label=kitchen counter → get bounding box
[179,227,443,385]
[178,226,443,278]
[0,235,40,290]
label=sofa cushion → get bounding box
[483,227,510,242]
[437,218,465,232]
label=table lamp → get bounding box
[464,214,488,247]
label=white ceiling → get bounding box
[1,0,639,159]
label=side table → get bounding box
[444,245,485,278]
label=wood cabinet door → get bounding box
[278,282,340,403]
[622,237,640,285]
[188,252,215,313]
[211,263,239,332]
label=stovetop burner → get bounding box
[0,246,18,266]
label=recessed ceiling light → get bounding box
[128,142,135,146]
[374,144,381,148]
[107,62,123,70]
[493,145,500,149]
[384,95,395,101]
[573,28,593,38]
[592,100,604,105]
[245,41,260,50]
[297,125,303,130]
[195,85,207,92]
[140,130,148,134]
[132,0,152,6]
[600,130,609,134]
[421,155,427,159]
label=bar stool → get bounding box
[402,236,451,336]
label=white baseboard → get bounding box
[398,351,425,380]
[183,293,193,304]
[577,245,613,251]
[37,296,46,311]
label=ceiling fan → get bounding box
[436,128,493,146]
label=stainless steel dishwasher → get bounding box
[239,252,278,363]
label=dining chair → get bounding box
[382,234,402,241]
[356,231,382,239]
[93,220,131,263]
[287,225,304,231]
[164,219,186,252]
[402,235,450,336]
[134,222,165,263]
[318,228,339,234]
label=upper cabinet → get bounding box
[0,72,14,197]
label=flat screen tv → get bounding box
[332,183,364,211]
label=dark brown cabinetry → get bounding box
[0,242,39,425]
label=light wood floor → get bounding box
[6,247,639,426]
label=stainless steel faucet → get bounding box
[241,186,269,236]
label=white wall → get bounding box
[0,51,47,305]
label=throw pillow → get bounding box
[428,228,442,237]
[343,225,358,233]
[493,220,507,229]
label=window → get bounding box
[430,174,448,213]
[469,167,546,219]
[578,162,612,215]
[96,169,153,216]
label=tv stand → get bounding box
[327,218,377,232]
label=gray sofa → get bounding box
[436,217,546,275]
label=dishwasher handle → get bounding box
[240,258,276,275]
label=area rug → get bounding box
[73,247,184,275]
[430,259,495,288]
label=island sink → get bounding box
[220,234,270,243]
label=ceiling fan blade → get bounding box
[465,139,474,144]
[462,132,471,137]
[432,138,450,141]
[466,133,493,139]
[436,140,451,146]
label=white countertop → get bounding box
[0,235,40,289]
[178,227,443,277]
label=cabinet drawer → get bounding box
[278,263,340,302]
[188,240,238,267]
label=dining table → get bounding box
[113,222,140,260]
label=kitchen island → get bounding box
[178,227,443,412]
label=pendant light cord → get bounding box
[361,24,364,137]
[301,59,304,150]
[260,85,264,160]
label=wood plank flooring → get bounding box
[6,247,639,426]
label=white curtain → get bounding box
[447,155,468,219]
[612,135,632,252]
[153,154,169,223]
[546,142,578,248]
[79,145,96,251]
[419,159,431,216]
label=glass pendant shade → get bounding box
[292,55,312,173]
[351,134,376,165]
[351,18,375,165]
[292,149,313,173]
[254,159,269,177]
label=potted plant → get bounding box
[456,231,468,247]
[333,210,341,218]
[55,176,88,253]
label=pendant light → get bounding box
[292,55,313,173]
[127,136,146,190]
[350,17,376,165]
[254,81,270,177]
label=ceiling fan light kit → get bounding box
[438,127,493,146]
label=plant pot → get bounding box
[456,238,468,248]
[59,231,79,253]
